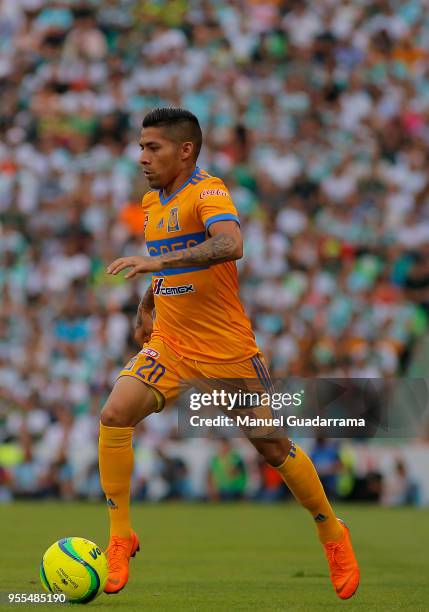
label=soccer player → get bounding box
[99,107,360,599]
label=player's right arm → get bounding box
[107,224,242,278]
[135,285,154,347]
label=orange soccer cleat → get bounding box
[104,530,140,594]
[324,519,360,600]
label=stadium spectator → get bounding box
[254,456,287,502]
[381,458,420,506]
[310,437,343,499]
[207,439,247,501]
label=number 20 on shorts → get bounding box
[135,356,166,384]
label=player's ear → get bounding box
[181,141,194,161]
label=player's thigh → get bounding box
[196,350,291,463]
[196,350,273,392]
[103,338,185,428]
[100,376,158,427]
[194,350,274,411]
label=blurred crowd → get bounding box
[1,0,429,500]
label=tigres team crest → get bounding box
[144,212,149,231]
[167,207,180,232]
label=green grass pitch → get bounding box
[0,502,427,611]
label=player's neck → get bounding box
[162,165,197,198]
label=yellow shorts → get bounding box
[118,337,273,411]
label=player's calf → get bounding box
[99,377,158,573]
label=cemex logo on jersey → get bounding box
[153,277,195,296]
[200,188,229,199]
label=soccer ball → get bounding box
[40,537,108,603]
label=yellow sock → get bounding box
[99,422,134,539]
[275,441,343,544]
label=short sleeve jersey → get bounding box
[142,167,258,363]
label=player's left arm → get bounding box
[107,221,243,278]
[135,285,154,346]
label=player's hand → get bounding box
[135,308,153,347]
[107,256,162,279]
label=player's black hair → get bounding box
[142,107,202,160]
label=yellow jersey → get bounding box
[142,167,258,362]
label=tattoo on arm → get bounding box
[159,233,240,268]
[136,285,154,325]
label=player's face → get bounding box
[139,127,181,189]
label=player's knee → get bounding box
[100,402,133,427]
[255,439,291,467]
[261,447,286,467]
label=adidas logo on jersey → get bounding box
[153,278,194,296]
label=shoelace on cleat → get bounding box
[325,541,347,575]
[106,539,129,573]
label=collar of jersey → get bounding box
[158,166,200,206]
